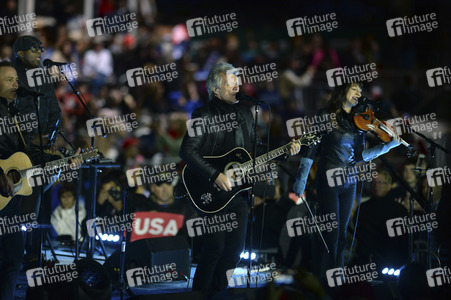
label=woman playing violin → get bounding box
[293,82,402,285]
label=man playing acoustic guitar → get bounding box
[179,63,299,298]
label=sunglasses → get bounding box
[29,45,45,53]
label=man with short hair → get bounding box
[0,61,26,299]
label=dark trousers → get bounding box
[314,171,356,281]
[192,194,248,296]
[0,198,25,300]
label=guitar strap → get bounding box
[14,117,35,165]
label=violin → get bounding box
[353,108,416,157]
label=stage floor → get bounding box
[13,243,276,299]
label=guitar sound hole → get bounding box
[7,169,21,184]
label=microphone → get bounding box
[359,96,381,107]
[43,59,69,68]
[236,91,265,104]
[17,87,44,98]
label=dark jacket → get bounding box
[13,58,62,146]
[303,104,368,170]
[0,97,22,159]
[179,97,269,183]
[0,96,24,216]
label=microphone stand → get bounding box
[57,67,103,260]
[31,94,46,268]
[118,187,135,299]
[247,101,259,288]
[402,125,449,268]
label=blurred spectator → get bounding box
[279,55,315,112]
[387,158,421,209]
[51,184,86,241]
[82,39,113,96]
[97,173,124,218]
[354,170,408,268]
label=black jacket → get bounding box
[13,58,62,146]
[179,97,268,183]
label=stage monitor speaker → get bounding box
[25,258,111,300]
[104,236,191,285]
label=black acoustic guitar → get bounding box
[182,133,321,213]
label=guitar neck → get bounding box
[19,153,83,178]
[242,137,303,172]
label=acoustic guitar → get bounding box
[0,148,99,211]
[182,133,321,213]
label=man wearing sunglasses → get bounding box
[13,35,62,162]
[12,36,66,268]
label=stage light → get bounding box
[382,267,388,274]
[388,268,394,275]
[21,225,27,231]
[240,251,256,260]
[394,269,400,276]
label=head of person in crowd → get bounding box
[150,172,176,206]
[0,61,18,102]
[402,158,418,187]
[206,62,239,103]
[13,35,44,69]
[372,170,393,199]
[58,184,76,209]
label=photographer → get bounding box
[97,173,124,218]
